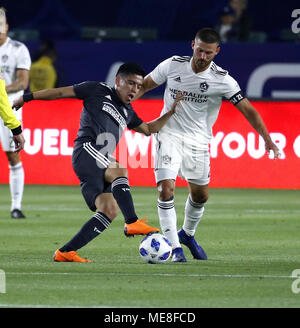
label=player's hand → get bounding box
[170,91,184,114]
[12,97,24,111]
[265,139,280,160]
[13,133,25,153]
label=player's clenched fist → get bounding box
[12,97,24,111]
[170,91,184,114]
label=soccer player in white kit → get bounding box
[137,28,279,262]
[0,7,31,218]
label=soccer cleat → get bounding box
[11,209,26,219]
[171,247,187,262]
[124,218,159,237]
[53,249,91,263]
[178,229,207,260]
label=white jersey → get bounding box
[150,56,242,150]
[0,37,31,105]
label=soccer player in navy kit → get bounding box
[13,63,183,262]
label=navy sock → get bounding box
[60,212,111,252]
[111,177,137,224]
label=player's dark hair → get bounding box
[116,62,146,78]
[195,28,221,45]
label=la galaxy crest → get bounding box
[199,81,209,93]
[1,54,8,63]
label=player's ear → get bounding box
[191,40,195,50]
[115,75,121,87]
[215,45,220,55]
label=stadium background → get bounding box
[1,0,300,311]
[0,0,299,189]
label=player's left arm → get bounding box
[134,92,183,136]
[235,98,280,159]
[5,69,30,94]
[12,86,77,110]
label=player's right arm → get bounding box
[12,86,76,110]
[133,74,159,100]
[133,57,171,100]
[235,98,280,159]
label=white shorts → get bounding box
[0,108,22,152]
[154,131,210,186]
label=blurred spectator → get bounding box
[31,39,55,61]
[30,40,57,92]
[228,0,252,41]
[215,0,252,42]
[215,6,236,43]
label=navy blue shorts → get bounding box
[72,142,112,212]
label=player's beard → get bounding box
[194,58,212,71]
[0,33,6,43]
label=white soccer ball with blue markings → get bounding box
[139,233,172,264]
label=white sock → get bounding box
[9,162,24,211]
[157,197,181,249]
[182,195,205,236]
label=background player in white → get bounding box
[0,76,25,152]
[0,7,31,218]
[136,28,279,262]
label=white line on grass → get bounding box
[5,271,296,279]
[1,272,295,308]
[246,209,300,213]
[0,205,85,211]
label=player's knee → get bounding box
[190,191,209,204]
[6,152,20,166]
[158,181,175,201]
[105,166,128,183]
[107,208,118,221]
[100,205,118,221]
[117,167,128,178]
[112,168,128,180]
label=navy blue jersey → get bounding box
[73,81,143,152]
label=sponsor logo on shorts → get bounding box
[162,155,171,165]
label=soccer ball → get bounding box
[139,233,172,264]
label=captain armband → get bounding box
[229,91,245,105]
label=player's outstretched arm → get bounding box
[133,75,160,101]
[134,92,184,136]
[12,86,76,110]
[235,98,280,159]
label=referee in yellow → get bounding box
[0,77,25,152]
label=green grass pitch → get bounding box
[0,184,300,308]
